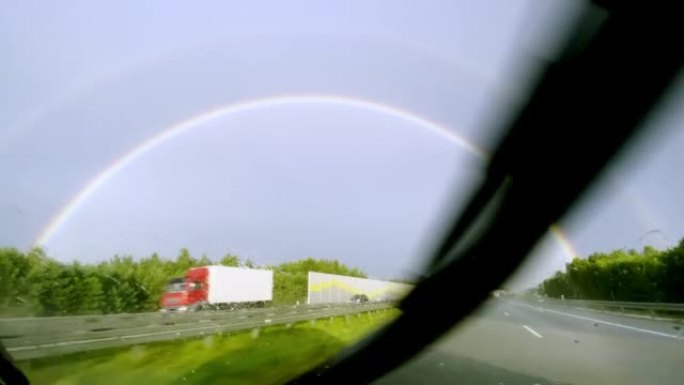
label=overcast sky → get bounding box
[2,0,683,287]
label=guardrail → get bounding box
[0,303,394,360]
[535,297,684,317]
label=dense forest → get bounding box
[540,239,684,302]
[7,237,681,316]
[0,247,366,316]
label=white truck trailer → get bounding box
[161,265,273,311]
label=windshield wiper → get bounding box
[287,1,683,384]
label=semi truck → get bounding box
[160,265,273,311]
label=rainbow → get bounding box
[549,224,578,261]
[33,93,577,261]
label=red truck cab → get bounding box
[160,267,209,311]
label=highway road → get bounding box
[1,303,392,360]
[4,298,682,384]
[375,298,684,385]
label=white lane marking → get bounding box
[503,311,510,316]
[538,307,680,339]
[522,324,543,338]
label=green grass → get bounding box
[0,306,40,318]
[18,309,398,385]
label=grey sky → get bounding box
[2,0,683,286]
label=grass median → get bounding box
[18,308,398,385]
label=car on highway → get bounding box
[350,294,369,304]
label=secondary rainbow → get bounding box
[33,93,576,261]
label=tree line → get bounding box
[0,247,366,316]
[539,239,684,302]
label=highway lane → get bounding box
[1,303,392,360]
[376,298,683,385]
[5,299,682,383]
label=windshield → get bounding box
[1,1,683,385]
[165,279,186,293]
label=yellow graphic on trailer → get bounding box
[307,271,413,304]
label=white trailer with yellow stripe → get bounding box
[307,271,413,304]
